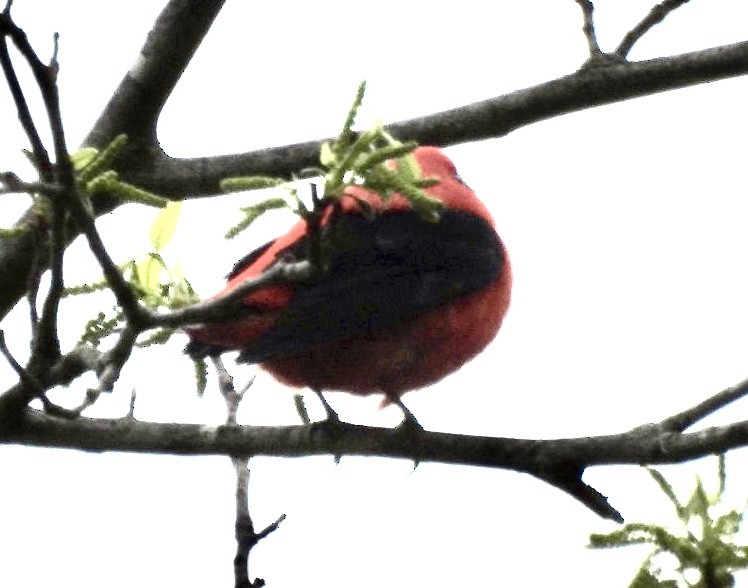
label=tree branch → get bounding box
[118,39,748,198]
[3,373,748,522]
[574,0,602,58]
[616,0,692,59]
[84,0,226,148]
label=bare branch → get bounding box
[0,40,49,176]
[122,40,748,199]
[0,329,43,395]
[84,0,226,148]
[3,373,748,521]
[574,0,602,57]
[659,376,748,433]
[0,343,101,428]
[616,0,692,59]
[213,358,281,588]
[148,259,315,330]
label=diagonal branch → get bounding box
[616,0,692,59]
[121,39,748,199]
[84,0,226,148]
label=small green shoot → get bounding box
[294,394,311,425]
[589,455,748,588]
[64,200,198,348]
[1,135,168,237]
[218,81,443,241]
[74,135,168,208]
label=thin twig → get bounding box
[0,11,69,369]
[2,9,144,331]
[126,389,136,419]
[0,343,102,427]
[97,325,138,393]
[151,259,314,330]
[0,15,51,178]
[31,197,64,362]
[658,376,748,433]
[232,457,255,588]
[616,0,691,58]
[574,0,602,57]
[0,177,66,196]
[0,330,43,395]
[212,357,282,587]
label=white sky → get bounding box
[2,1,748,586]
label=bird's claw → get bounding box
[393,397,424,432]
[392,397,423,469]
[313,389,342,425]
[313,389,344,464]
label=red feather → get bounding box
[187,147,511,400]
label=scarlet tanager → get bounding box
[186,147,511,421]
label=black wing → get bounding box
[226,239,275,280]
[237,209,504,363]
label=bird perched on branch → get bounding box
[186,146,511,426]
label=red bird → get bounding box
[187,147,511,423]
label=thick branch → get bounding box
[121,40,748,198]
[4,374,748,521]
[84,0,225,147]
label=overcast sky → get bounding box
[2,1,748,587]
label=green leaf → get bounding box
[194,357,208,396]
[136,328,175,347]
[354,142,417,175]
[70,147,99,171]
[136,252,167,292]
[648,467,685,520]
[629,565,674,588]
[76,134,128,183]
[62,279,109,297]
[338,81,366,150]
[683,477,711,524]
[590,524,662,548]
[220,176,286,193]
[320,142,335,168]
[225,197,287,239]
[80,311,121,347]
[110,180,169,208]
[149,201,183,251]
[294,394,311,425]
[714,511,743,537]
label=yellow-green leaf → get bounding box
[149,201,182,251]
[137,253,166,292]
[220,176,286,192]
[70,147,99,171]
[320,142,336,167]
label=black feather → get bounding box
[236,209,504,363]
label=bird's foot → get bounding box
[313,388,342,425]
[392,397,424,469]
[313,389,344,464]
[393,397,424,432]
